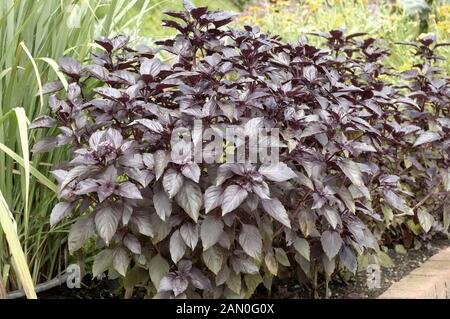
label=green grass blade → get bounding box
[13,107,30,238]
[0,142,56,193]
[39,57,68,91]
[19,42,44,111]
[0,190,37,299]
[0,272,6,298]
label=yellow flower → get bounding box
[277,0,291,7]
[237,15,252,23]
[438,5,450,18]
[309,3,319,11]
[248,6,260,13]
[436,21,450,33]
[397,62,412,73]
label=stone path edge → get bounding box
[378,246,450,299]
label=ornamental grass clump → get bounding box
[32,1,450,298]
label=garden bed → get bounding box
[262,236,450,299]
[1,0,450,300]
[329,237,450,299]
[36,236,450,299]
[37,276,119,299]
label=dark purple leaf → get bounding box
[413,131,441,147]
[181,162,200,183]
[175,181,202,222]
[59,57,81,78]
[38,81,64,95]
[221,185,248,215]
[170,230,186,263]
[204,185,224,214]
[116,182,143,200]
[68,217,95,252]
[180,223,199,250]
[259,162,297,182]
[123,234,142,254]
[321,230,343,259]
[32,137,58,153]
[50,202,74,227]
[238,224,262,258]
[261,198,291,228]
[140,58,163,77]
[163,168,184,198]
[153,189,172,221]
[95,206,119,244]
[30,115,57,129]
[200,215,224,250]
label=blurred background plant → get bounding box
[237,0,450,72]
[124,0,250,41]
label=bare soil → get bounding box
[268,235,450,299]
[37,236,450,299]
[37,276,119,299]
[329,236,450,299]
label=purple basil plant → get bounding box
[31,1,450,298]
